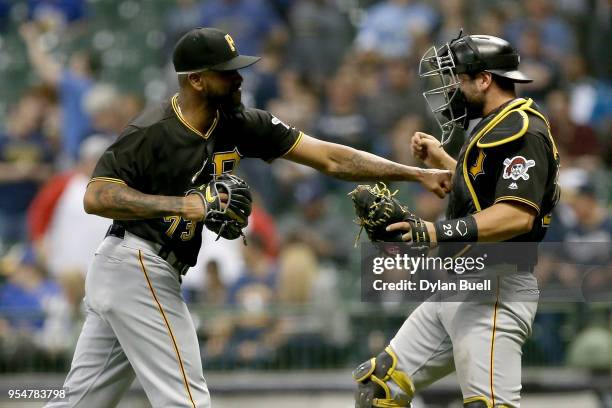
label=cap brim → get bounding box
[211,55,261,71]
[487,69,533,83]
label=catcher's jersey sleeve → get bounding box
[90,127,153,188]
[492,133,550,214]
[237,109,302,162]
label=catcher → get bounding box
[350,34,560,408]
[47,28,451,408]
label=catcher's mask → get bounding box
[419,32,532,145]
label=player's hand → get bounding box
[386,220,437,244]
[182,193,228,221]
[411,132,451,169]
[417,169,452,199]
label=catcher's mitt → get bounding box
[187,173,252,243]
[348,183,430,245]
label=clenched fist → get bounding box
[411,132,456,171]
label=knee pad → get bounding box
[353,346,414,408]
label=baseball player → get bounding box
[46,28,451,408]
[353,34,560,407]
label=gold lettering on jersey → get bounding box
[225,34,236,52]
[542,213,552,227]
[212,148,241,175]
[163,215,197,241]
[163,216,181,238]
[181,220,197,241]
[469,150,486,179]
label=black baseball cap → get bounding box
[172,27,261,73]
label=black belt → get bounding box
[105,224,190,276]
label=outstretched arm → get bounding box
[19,23,62,85]
[283,134,452,198]
[84,180,205,221]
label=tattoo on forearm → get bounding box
[92,183,183,220]
[331,151,417,181]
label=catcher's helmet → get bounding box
[419,32,531,144]
[449,35,532,83]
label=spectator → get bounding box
[354,0,438,59]
[435,0,467,44]
[314,68,376,198]
[546,90,601,166]
[248,199,281,259]
[199,0,288,57]
[27,0,87,30]
[504,0,576,62]
[515,26,561,104]
[413,184,446,222]
[537,176,612,292]
[204,234,283,368]
[279,177,353,265]
[184,194,280,298]
[274,242,350,367]
[227,234,277,310]
[201,261,227,306]
[315,73,371,151]
[241,55,313,211]
[385,115,426,166]
[0,0,609,376]
[27,135,112,278]
[287,0,353,87]
[164,0,203,53]
[277,242,319,305]
[538,175,611,282]
[266,70,320,207]
[562,53,612,131]
[473,7,506,39]
[250,42,284,109]
[584,0,611,80]
[20,22,99,165]
[563,181,612,261]
[83,84,129,137]
[0,246,72,359]
[55,269,84,321]
[364,58,426,143]
[183,259,227,306]
[0,91,54,246]
[266,69,319,133]
[185,227,246,295]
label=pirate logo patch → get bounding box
[503,156,535,181]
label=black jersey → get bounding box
[91,94,302,265]
[447,98,560,246]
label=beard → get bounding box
[442,87,469,129]
[464,91,485,120]
[208,88,244,116]
[440,87,486,130]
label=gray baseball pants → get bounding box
[388,272,539,407]
[46,233,210,408]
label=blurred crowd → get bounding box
[0,0,611,372]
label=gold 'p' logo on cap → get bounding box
[224,34,236,52]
